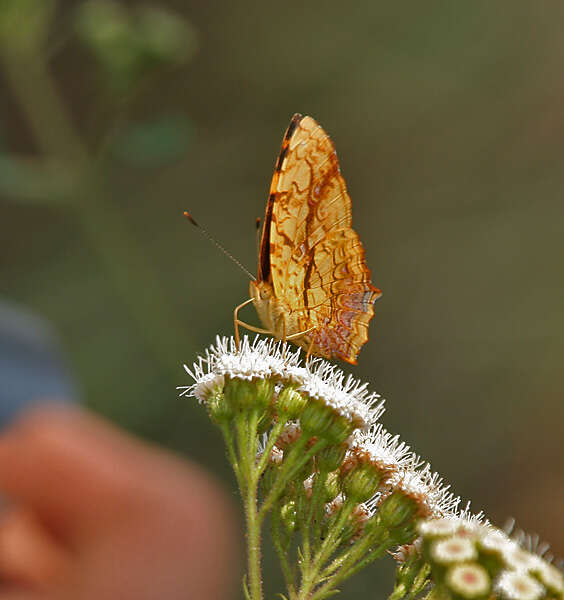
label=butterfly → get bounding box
[235,114,381,364]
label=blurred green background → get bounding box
[1,0,563,597]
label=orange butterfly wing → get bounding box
[258,114,381,364]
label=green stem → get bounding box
[320,521,390,583]
[297,499,354,599]
[407,564,431,600]
[310,541,389,600]
[233,409,263,600]
[315,499,355,567]
[298,484,311,571]
[331,540,389,582]
[235,416,250,487]
[244,477,263,600]
[388,583,408,600]
[271,500,297,599]
[219,423,240,483]
[308,470,328,554]
[259,438,328,522]
[300,468,327,571]
[255,417,289,477]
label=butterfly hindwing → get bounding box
[258,114,381,363]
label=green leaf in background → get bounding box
[137,3,199,67]
[74,0,198,92]
[74,0,143,88]
[110,114,194,167]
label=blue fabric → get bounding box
[0,302,78,429]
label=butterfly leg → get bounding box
[284,326,317,364]
[305,334,317,365]
[285,326,316,341]
[233,298,272,350]
[280,315,288,359]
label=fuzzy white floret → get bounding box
[534,560,564,593]
[418,517,462,537]
[181,335,385,428]
[496,571,545,600]
[446,563,490,597]
[351,424,418,471]
[431,536,478,563]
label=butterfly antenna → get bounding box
[184,211,256,281]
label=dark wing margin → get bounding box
[257,113,304,282]
[258,193,274,281]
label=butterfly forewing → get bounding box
[257,114,381,364]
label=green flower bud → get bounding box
[280,500,297,533]
[378,492,418,530]
[277,386,307,419]
[300,398,354,444]
[255,378,275,412]
[323,471,341,502]
[206,387,232,424]
[317,442,348,472]
[223,377,274,414]
[341,463,382,503]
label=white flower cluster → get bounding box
[353,424,484,522]
[180,335,562,600]
[419,517,563,600]
[180,335,384,429]
[181,335,485,522]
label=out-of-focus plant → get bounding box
[0,0,198,374]
[74,0,198,92]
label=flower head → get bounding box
[418,514,563,600]
[180,336,385,429]
[431,536,478,564]
[496,571,545,600]
[446,563,491,598]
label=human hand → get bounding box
[0,406,237,600]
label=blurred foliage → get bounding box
[0,156,83,206]
[0,0,56,52]
[110,113,193,166]
[75,0,198,92]
[1,1,563,598]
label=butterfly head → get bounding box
[250,279,273,302]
